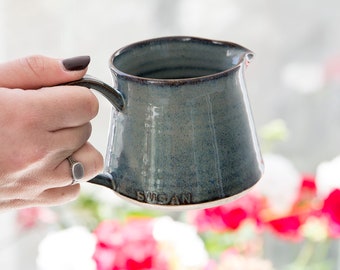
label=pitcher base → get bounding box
[111,184,258,211]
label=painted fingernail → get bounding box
[62,55,90,71]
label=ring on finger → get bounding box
[67,156,85,185]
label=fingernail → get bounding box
[62,55,90,71]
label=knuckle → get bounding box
[21,55,46,79]
[10,144,49,171]
[32,145,50,162]
[12,178,44,200]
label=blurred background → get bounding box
[1,0,340,269]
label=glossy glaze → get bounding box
[72,36,263,210]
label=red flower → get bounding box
[322,188,340,237]
[191,193,263,232]
[93,219,168,270]
[266,215,303,241]
[291,174,318,213]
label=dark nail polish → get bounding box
[62,55,90,71]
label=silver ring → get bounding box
[67,156,85,185]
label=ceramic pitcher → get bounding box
[69,36,264,209]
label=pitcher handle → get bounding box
[67,75,125,111]
[65,75,125,190]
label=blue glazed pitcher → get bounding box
[69,36,264,210]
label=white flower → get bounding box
[153,216,208,270]
[36,226,96,270]
[301,217,328,242]
[316,155,340,198]
[254,154,301,214]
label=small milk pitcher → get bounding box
[69,36,264,210]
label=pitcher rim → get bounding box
[109,36,254,85]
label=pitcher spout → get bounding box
[245,50,255,64]
[234,45,254,68]
[224,41,254,70]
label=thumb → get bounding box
[0,55,90,89]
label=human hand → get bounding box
[0,55,103,210]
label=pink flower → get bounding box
[16,207,56,229]
[262,175,320,241]
[190,193,263,232]
[93,219,168,270]
[321,189,340,237]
